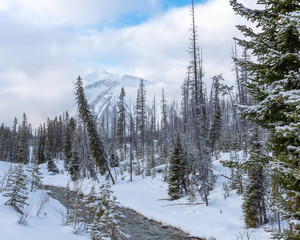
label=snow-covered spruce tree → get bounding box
[45,136,59,174]
[86,182,122,240]
[82,185,97,225]
[145,137,156,177]
[69,126,81,181]
[64,117,76,170]
[150,94,158,140]
[74,76,115,184]
[117,87,126,150]
[129,102,135,182]
[35,124,47,164]
[7,117,19,163]
[160,88,169,142]
[209,74,223,156]
[84,129,99,181]
[135,79,147,170]
[111,104,118,143]
[16,113,29,164]
[0,124,13,162]
[231,0,300,236]
[225,150,244,195]
[108,142,119,168]
[242,125,268,228]
[168,133,186,200]
[66,194,84,234]
[3,164,29,214]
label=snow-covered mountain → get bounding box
[70,71,152,121]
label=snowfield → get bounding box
[0,162,89,240]
[0,152,271,240]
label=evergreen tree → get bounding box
[209,74,223,156]
[16,113,29,164]
[129,101,135,182]
[117,87,126,150]
[150,94,158,140]
[74,76,114,184]
[160,88,168,142]
[242,125,268,228]
[86,182,122,240]
[0,125,12,162]
[3,164,29,214]
[160,143,169,182]
[69,126,81,181]
[45,136,59,174]
[136,79,147,151]
[10,117,19,162]
[145,138,156,177]
[66,194,84,234]
[231,0,300,236]
[111,104,118,143]
[135,79,147,175]
[35,124,47,164]
[81,126,98,181]
[82,185,97,225]
[168,133,186,200]
[108,142,119,168]
[64,117,76,170]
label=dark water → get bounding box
[44,185,204,240]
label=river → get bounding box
[44,185,203,240]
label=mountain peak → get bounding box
[70,71,153,121]
[83,70,119,86]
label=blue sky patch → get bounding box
[98,0,210,29]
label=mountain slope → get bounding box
[70,71,152,121]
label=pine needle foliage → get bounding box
[231,0,300,236]
[168,133,186,200]
[86,183,122,240]
[3,164,29,214]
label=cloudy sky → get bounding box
[0,0,256,127]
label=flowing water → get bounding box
[44,185,203,240]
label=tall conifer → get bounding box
[231,0,300,236]
[74,76,114,184]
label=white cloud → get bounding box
[82,0,251,100]
[0,0,163,26]
[0,0,258,126]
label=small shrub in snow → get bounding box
[236,229,252,240]
[222,182,230,200]
[55,208,67,226]
[18,204,32,225]
[36,191,49,216]
[72,179,84,195]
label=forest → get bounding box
[0,0,299,240]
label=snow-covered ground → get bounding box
[0,152,271,240]
[0,161,89,240]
